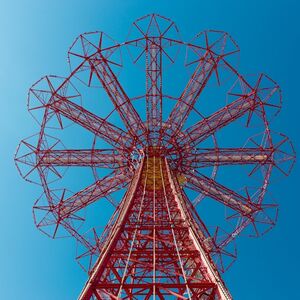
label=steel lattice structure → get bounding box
[15,14,295,299]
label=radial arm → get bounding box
[91,56,145,138]
[185,172,258,216]
[182,147,274,168]
[180,92,257,147]
[146,38,162,141]
[164,54,217,136]
[50,97,130,148]
[56,172,131,219]
[37,149,126,168]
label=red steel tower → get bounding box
[15,14,295,299]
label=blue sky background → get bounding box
[0,0,299,299]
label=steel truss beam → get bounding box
[185,171,257,215]
[164,52,217,137]
[50,96,130,149]
[91,55,146,140]
[55,171,130,219]
[37,149,126,168]
[181,147,274,168]
[146,37,163,143]
[178,91,258,148]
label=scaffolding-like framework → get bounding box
[15,14,295,299]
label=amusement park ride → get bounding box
[15,14,295,299]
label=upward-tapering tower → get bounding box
[15,14,295,299]
[79,152,231,299]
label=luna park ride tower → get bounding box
[15,14,295,299]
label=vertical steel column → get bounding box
[146,37,162,145]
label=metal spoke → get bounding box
[164,54,217,136]
[90,55,146,140]
[38,149,126,168]
[146,38,162,143]
[182,147,274,168]
[180,91,257,147]
[56,171,131,219]
[49,96,130,149]
[185,171,258,215]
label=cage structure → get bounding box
[15,14,295,299]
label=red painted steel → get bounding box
[15,13,295,299]
[79,156,231,299]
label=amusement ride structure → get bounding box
[15,14,295,299]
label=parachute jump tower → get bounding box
[15,14,295,299]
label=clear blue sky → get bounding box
[0,0,299,299]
